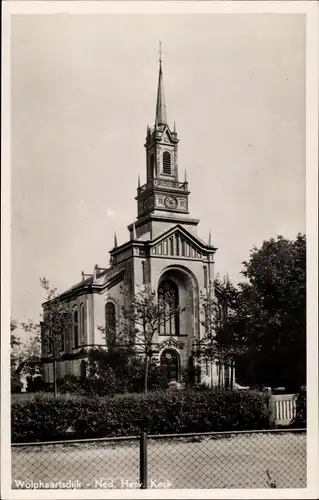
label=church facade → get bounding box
[42,56,232,388]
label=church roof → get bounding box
[43,266,124,305]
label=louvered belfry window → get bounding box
[163,151,172,175]
[159,280,179,335]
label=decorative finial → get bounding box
[132,222,136,240]
[114,232,118,248]
[159,40,162,64]
[174,120,176,133]
[184,168,187,183]
[81,270,84,281]
[138,174,141,188]
[208,230,212,246]
[93,265,98,281]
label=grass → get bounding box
[11,432,306,489]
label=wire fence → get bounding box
[11,429,306,490]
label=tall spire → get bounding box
[155,41,167,127]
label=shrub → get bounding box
[27,375,45,393]
[57,375,83,394]
[11,377,22,393]
[290,385,306,428]
[11,388,275,443]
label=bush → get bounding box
[290,385,306,428]
[27,375,45,393]
[11,377,22,393]
[57,375,83,394]
[11,388,275,443]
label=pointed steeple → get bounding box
[155,41,167,127]
[114,232,118,248]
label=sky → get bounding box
[11,13,305,325]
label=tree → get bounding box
[119,285,183,395]
[236,234,306,390]
[39,278,73,396]
[11,319,41,379]
[196,275,245,388]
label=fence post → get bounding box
[140,431,148,489]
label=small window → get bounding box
[163,152,172,175]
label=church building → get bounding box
[42,54,232,388]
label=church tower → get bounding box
[132,50,199,241]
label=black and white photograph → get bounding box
[1,1,318,498]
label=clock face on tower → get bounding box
[164,196,178,209]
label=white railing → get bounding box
[269,394,297,425]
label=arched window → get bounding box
[105,303,116,347]
[163,151,172,175]
[73,308,79,348]
[160,349,180,381]
[158,280,179,335]
[80,303,85,344]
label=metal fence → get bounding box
[11,429,306,490]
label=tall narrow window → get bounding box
[150,153,155,177]
[169,237,174,256]
[142,261,146,284]
[158,280,179,336]
[175,235,180,256]
[73,308,79,348]
[80,303,85,344]
[163,151,172,175]
[60,333,65,352]
[181,239,185,257]
[105,303,116,348]
[204,266,208,289]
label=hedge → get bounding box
[11,389,275,443]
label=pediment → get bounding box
[160,126,176,144]
[150,225,213,260]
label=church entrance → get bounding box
[160,349,180,382]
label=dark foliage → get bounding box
[11,389,274,443]
[236,234,306,391]
[289,385,307,428]
[27,375,45,393]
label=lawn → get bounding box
[11,431,306,489]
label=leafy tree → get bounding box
[40,277,73,396]
[196,275,245,388]
[236,234,306,390]
[119,285,183,395]
[11,318,41,379]
[22,278,73,396]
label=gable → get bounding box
[150,225,212,260]
[161,126,175,144]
